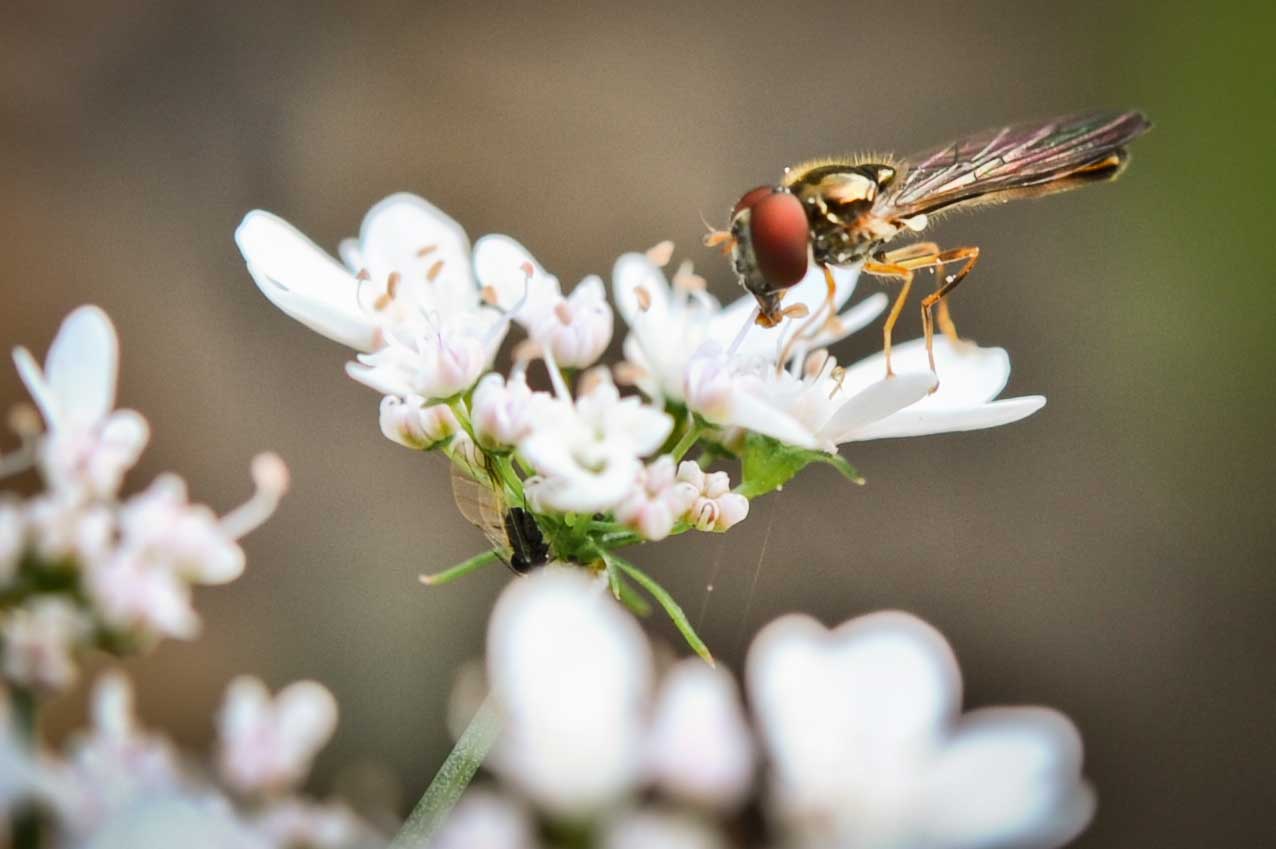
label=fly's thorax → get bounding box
[785,161,900,267]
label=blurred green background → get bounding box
[2,1,1273,846]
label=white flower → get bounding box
[470,370,547,451]
[86,552,201,640]
[236,193,499,353]
[675,462,749,532]
[428,791,539,849]
[474,235,615,369]
[487,569,652,816]
[747,611,1094,849]
[55,672,190,836]
[116,474,245,585]
[687,337,1043,452]
[602,809,728,849]
[12,306,149,500]
[520,373,672,514]
[614,456,698,541]
[379,395,459,450]
[612,250,886,404]
[251,797,380,849]
[216,676,338,796]
[645,661,754,810]
[1,597,90,692]
[24,493,114,565]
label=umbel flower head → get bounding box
[0,307,287,694]
[235,191,1048,664]
[435,569,1094,849]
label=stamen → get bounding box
[426,260,445,282]
[356,269,372,282]
[417,244,439,257]
[827,366,848,400]
[634,286,652,312]
[554,301,574,325]
[727,307,759,356]
[645,240,675,267]
[672,260,706,292]
[782,304,810,320]
[219,452,289,540]
[577,367,608,396]
[540,346,573,403]
[481,285,501,306]
[804,348,831,378]
[520,261,535,279]
[386,271,401,297]
[513,339,542,364]
[8,403,41,439]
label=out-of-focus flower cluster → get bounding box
[0,307,287,696]
[433,569,1096,849]
[235,194,1045,658]
[0,670,388,849]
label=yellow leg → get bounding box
[862,260,914,377]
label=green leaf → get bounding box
[736,432,863,498]
[604,552,714,666]
[419,550,501,586]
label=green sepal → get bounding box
[736,432,864,498]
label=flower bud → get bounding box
[471,373,540,450]
[379,396,458,450]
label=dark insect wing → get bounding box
[880,110,1151,217]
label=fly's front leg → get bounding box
[862,260,915,377]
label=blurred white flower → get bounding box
[474,235,615,369]
[426,791,538,849]
[675,462,748,532]
[470,371,546,451]
[747,611,1094,849]
[85,552,200,640]
[486,569,652,816]
[645,661,754,811]
[11,306,149,500]
[116,474,244,585]
[379,395,459,450]
[236,193,502,354]
[252,797,380,849]
[55,672,189,836]
[23,493,113,565]
[614,456,697,542]
[520,373,672,514]
[1,597,90,692]
[602,809,728,849]
[345,310,501,402]
[217,676,339,796]
[687,337,1043,452]
[612,250,886,404]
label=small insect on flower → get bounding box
[449,462,549,575]
[709,110,1151,379]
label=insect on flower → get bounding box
[450,462,550,575]
[709,110,1151,378]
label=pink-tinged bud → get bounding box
[379,396,458,450]
[713,492,749,530]
[534,279,614,370]
[615,456,695,542]
[684,349,735,423]
[471,372,541,450]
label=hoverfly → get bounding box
[450,462,550,575]
[710,110,1151,377]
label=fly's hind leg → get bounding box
[919,247,980,371]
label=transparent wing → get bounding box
[449,463,512,557]
[880,110,1151,216]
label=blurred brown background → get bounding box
[2,1,1273,846]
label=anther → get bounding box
[645,240,675,267]
[781,303,810,320]
[356,269,372,282]
[417,244,439,257]
[554,301,574,325]
[426,260,445,282]
[672,260,706,292]
[481,285,501,306]
[634,286,652,312]
[577,367,608,396]
[520,261,535,280]
[804,349,830,378]
[613,361,649,386]
[7,403,40,438]
[827,366,848,400]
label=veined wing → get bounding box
[449,462,512,558]
[880,110,1151,217]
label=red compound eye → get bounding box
[749,191,809,288]
[732,185,775,216]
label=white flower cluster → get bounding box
[435,569,1095,849]
[0,307,287,695]
[235,195,1044,641]
[1,671,386,849]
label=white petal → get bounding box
[487,569,651,814]
[473,233,562,320]
[12,346,57,429]
[808,291,890,348]
[428,791,538,849]
[840,337,1010,408]
[723,389,819,449]
[820,373,936,445]
[274,680,339,756]
[848,396,1046,441]
[919,708,1095,849]
[235,211,377,351]
[612,252,672,328]
[603,810,728,849]
[42,306,118,431]
[358,193,475,315]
